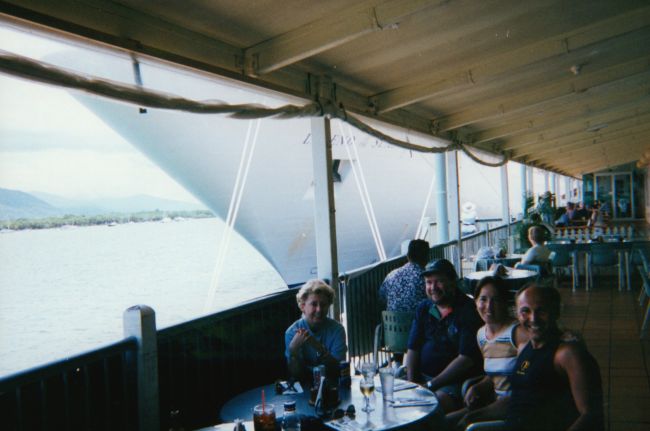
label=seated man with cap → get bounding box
[406,258,483,413]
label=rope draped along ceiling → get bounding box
[0,51,506,167]
[2,0,648,176]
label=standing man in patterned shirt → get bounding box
[379,239,429,312]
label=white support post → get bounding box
[447,151,460,242]
[449,151,463,276]
[123,305,159,431]
[500,164,510,234]
[549,173,556,206]
[310,117,340,314]
[434,153,449,244]
[543,171,550,193]
[520,164,528,219]
[564,177,571,202]
[527,167,535,198]
[577,179,583,202]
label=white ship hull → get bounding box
[66,56,458,285]
[82,97,441,284]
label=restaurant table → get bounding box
[195,420,254,431]
[464,269,538,294]
[473,254,524,271]
[547,238,650,291]
[219,376,442,431]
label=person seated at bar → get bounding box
[555,202,575,227]
[505,284,603,431]
[448,276,528,429]
[285,279,347,384]
[406,259,483,413]
[588,201,608,229]
[572,202,590,224]
[520,226,551,266]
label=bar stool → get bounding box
[586,243,623,290]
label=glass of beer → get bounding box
[359,362,376,412]
[253,404,276,431]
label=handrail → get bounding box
[158,287,295,337]
[0,337,137,391]
[0,336,139,431]
[0,219,520,430]
[340,220,517,369]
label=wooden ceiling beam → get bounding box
[560,153,641,174]
[373,4,650,114]
[513,127,650,165]
[510,117,650,159]
[471,91,650,144]
[244,0,445,76]
[500,105,650,152]
[341,0,560,76]
[0,1,456,151]
[438,56,650,131]
[430,26,650,116]
[530,137,646,166]
[527,135,649,166]
[540,141,649,169]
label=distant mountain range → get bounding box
[0,188,208,220]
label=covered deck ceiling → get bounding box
[2,0,650,176]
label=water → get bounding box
[0,218,287,376]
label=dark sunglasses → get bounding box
[332,404,356,419]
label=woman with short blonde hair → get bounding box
[285,279,347,384]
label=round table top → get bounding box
[219,376,441,431]
[464,268,537,281]
[473,254,523,271]
[195,421,254,431]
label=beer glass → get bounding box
[359,362,376,412]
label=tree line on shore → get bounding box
[0,210,214,230]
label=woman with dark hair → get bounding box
[449,276,528,429]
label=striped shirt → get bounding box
[477,322,519,397]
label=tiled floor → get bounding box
[558,276,650,431]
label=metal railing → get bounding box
[0,220,519,430]
[341,220,518,370]
[156,289,299,430]
[0,338,138,431]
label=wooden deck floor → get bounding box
[558,276,650,431]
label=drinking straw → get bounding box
[261,389,265,412]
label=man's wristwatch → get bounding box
[425,380,434,391]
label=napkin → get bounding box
[376,381,417,393]
[391,397,436,407]
[279,381,303,394]
[326,417,363,431]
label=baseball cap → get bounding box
[421,258,458,280]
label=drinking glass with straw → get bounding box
[253,389,276,431]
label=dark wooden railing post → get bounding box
[124,305,160,431]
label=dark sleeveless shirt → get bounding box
[507,340,578,431]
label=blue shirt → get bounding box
[379,262,426,312]
[407,294,483,379]
[284,316,347,367]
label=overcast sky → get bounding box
[0,25,200,203]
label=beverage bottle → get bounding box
[282,401,301,431]
[168,409,185,431]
